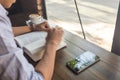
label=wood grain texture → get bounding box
[52,30,120,80]
[25,30,120,80]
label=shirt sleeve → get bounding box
[0,17,44,80]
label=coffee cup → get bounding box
[29,14,45,25]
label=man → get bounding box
[0,0,64,80]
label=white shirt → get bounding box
[0,4,44,80]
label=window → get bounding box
[45,0,119,51]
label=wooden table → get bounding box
[24,30,120,80]
[52,30,120,80]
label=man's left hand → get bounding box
[32,21,51,31]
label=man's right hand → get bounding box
[46,26,64,46]
[36,26,64,80]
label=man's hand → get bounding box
[35,26,64,80]
[46,26,64,46]
[32,21,51,31]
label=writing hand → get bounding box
[32,21,51,31]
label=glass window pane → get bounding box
[46,0,84,38]
[46,0,119,51]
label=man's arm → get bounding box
[12,22,50,36]
[35,27,64,80]
[35,42,57,80]
[12,26,31,36]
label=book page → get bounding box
[24,39,45,54]
[48,21,57,28]
[23,40,45,61]
[24,39,66,54]
[24,39,67,62]
[15,31,47,48]
[14,22,67,61]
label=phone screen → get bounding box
[66,51,100,74]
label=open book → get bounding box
[15,31,67,62]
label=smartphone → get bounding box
[66,51,100,74]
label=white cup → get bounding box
[29,14,45,25]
